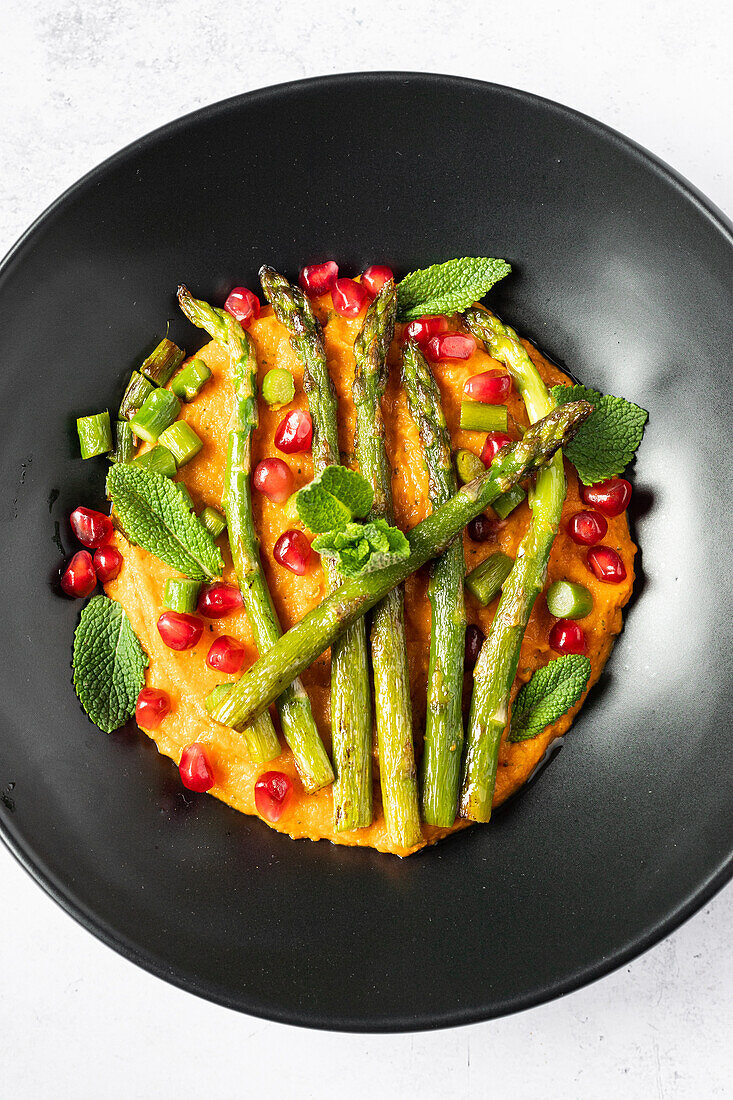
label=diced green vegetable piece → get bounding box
[112,420,135,463]
[140,338,185,386]
[119,371,154,420]
[176,483,194,511]
[132,445,177,477]
[163,578,201,614]
[546,580,594,620]
[465,551,514,606]
[455,448,486,484]
[77,411,112,459]
[261,367,295,407]
[199,505,226,538]
[171,358,212,401]
[205,682,234,714]
[128,389,181,444]
[459,400,508,433]
[158,421,203,467]
[492,484,527,519]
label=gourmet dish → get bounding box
[63,257,646,856]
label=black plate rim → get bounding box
[0,71,731,1032]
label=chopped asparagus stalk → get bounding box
[455,448,485,484]
[132,444,176,477]
[459,400,508,433]
[171,358,212,401]
[77,411,112,459]
[163,578,201,614]
[546,580,593,619]
[112,420,135,464]
[261,367,295,407]
[199,505,226,538]
[140,338,185,386]
[205,682,234,714]
[119,371,154,420]
[158,421,203,467]
[465,551,514,605]
[492,484,526,519]
[128,389,181,444]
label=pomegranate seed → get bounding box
[135,687,171,730]
[253,457,294,503]
[156,611,203,650]
[587,546,627,584]
[273,529,312,575]
[361,265,394,297]
[224,287,261,328]
[480,431,513,466]
[60,550,97,598]
[254,771,293,822]
[549,619,587,655]
[467,515,496,542]
[580,477,632,517]
[93,545,122,582]
[69,506,113,548]
[463,371,513,404]
[465,624,485,669]
[179,743,215,793]
[299,261,339,296]
[275,409,313,454]
[197,583,243,618]
[568,510,608,546]
[404,316,449,346]
[425,333,476,362]
[206,635,247,674]
[332,278,368,318]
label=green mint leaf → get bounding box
[508,654,591,743]
[295,466,374,534]
[551,384,648,486]
[72,595,149,733]
[313,518,410,577]
[396,257,511,322]
[107,464,224,581]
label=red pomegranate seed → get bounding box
[135,687,171,730]
[464,624,485,669]
[549,619,587,655]
[361,265,394,297]
[332,278,368,318]
[69,506,113,548]
[224,287,261,328]
[206,635,247,674]
[580,477,632,517]
[299,261,339,296]
[197,583,243,618]
[274,409,313,454]
[480,431,513,466]
[253,457,294,503]
[179,743,215,792]
[404,315,449,346]
[467,515,496,542]
[463,371,513,404]
[156,611,203,650]
[587,546,627,584]
[273,529,312,575]
[425,333,476,362]
[93,545,122,582]
[568,510,608,546]
[60,550,97,598]
[254,771,293,822]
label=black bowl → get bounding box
[0,73,731,1031]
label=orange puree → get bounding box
[106,302,635,856]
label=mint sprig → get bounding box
[107,464,223,581]
[396,257,511,322]
[551,384,648,486]
[295,466,374,533]
[508,654,591,743]
[73,595,148,733]
[313,519,410,577]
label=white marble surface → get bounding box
[1,1,731,1096]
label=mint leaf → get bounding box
[508,654,591,743]
[313,518,410,577]
[107,464,223,581]
[296,466,374,534]
[73,595,148,733]
[551,384,648,486]
[396,257,511,322]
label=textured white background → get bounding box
[1,2,731,1097]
